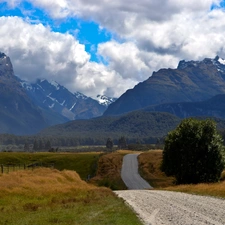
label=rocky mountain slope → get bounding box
[143,94,225,120]
[21,79,111,121]
[104,56,225,116]
[0,52,116,135]
[0,53,48,135]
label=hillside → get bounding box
[143,94,225,120]
[104,56,225,116]
[38,111,181,143]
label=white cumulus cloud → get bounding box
[1,0,225,99]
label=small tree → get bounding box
[106,138,114,152]
[24,142,30,151]
[33,140,38,151]
[38,140,44,151]
[162,118,224,184]
[45,140,51,150]
[118,136,127,149]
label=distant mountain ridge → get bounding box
[0,52,117,135]
[104,56,225,116]
[20,79,112,122]
[143,94,225,120]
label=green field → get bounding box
[0,152,101,179]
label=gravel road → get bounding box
[115,190,225,225]
[121,154,152,190]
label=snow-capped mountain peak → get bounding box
[74,91,88,100]
[218,57,225,65]
[19,78,110,121]
[96,95,117,106]
[49,80,60,90]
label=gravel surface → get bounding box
[115,190,225,225]
[121,154,152,189]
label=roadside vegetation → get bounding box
[138,150,225,198]
[0,168,143,225]
[0,152,101,179]
[138,150,175,188]
[162,118,225,184]
[91,151,136,190]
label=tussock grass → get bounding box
[0,168,91,196]
[164,181,225,198]
[91,152,127,190]
[138,150,225,199]
[138,150,175,188]
[0,168,143,225]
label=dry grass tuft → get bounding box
[138,151,225,198]
[221,170,225,181]
[0,168,95,196]
[164,181,225,198]
[138,150,175,188]
[91,152,127,190]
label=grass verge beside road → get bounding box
[138,150,225,199]
[138,150,175,188]
[163,181,225,198]
[0,168,143,225]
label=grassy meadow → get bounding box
[0,168,143,225]
[0,152,100,179]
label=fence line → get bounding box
[0,163,54,174]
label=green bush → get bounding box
[162,118,225,184]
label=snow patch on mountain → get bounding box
[74,91,88,100]
[20,81,33,91]
[96,95,117,106]
[70,102,76,111]
[50,81,60,90]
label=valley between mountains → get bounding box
[2,52,225,145]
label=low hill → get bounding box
[38,111,181,143]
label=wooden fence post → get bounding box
[1,165,3,173]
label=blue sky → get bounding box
[0,1,113,62]
[0,0,225,98]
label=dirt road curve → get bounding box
[115,190,225,225]
[121,154,152,190]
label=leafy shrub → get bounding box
[162,118,225,184]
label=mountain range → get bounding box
[104,56,225,116]
[20,79,115,122]
[1,52,225,141]
[0,52,116,135]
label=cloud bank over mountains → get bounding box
[0,0,225,98]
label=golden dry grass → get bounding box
[91,152,127,190]
[138,150,225,198]
[164,181,225,198]
[0,167,95,197]
[116,150,142,154]
[138,150,175,188]
[0,168,143,225]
